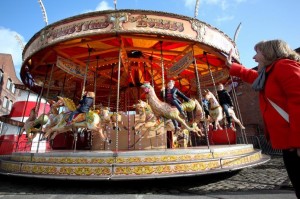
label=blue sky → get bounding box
[0,0,299,80]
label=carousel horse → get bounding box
[99,107,123,131]
[173,129,190,148]
[128,100,177,148]
[19,108,49,142]
[141,82,204,136]
[203,89,245,131]
[132,100,176,134]
[43,101,60,132]
[99,107,112,124]
[43,96,109,143]
[132,100,159,132]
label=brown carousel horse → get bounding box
[99,107,123,131]
[43,96,109,143]
[203,89,245,131]
[132,99,175,133]
[141,82,204,136]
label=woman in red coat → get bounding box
[227,39,300,198]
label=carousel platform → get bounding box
[0,144,269,180]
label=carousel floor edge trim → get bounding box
[0,144,270,180]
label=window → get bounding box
[2,97,8,108]
[0,70,3,84]
[5,78,16,93]
[6,78,12,90]
[8,100,13,111]
[11,83,15,94]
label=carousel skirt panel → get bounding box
[0,144,270,180]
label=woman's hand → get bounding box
[226,48,233,68]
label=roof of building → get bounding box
[0,53,22,84]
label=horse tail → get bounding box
[193,99,203,123]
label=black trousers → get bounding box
[282,149,300,199]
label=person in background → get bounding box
[25,66,35,88]
[226,39,300,198]
[66,91,95,126]
[217,83,234,128]
[202,98,210,119]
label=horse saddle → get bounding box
[72,113,86,123]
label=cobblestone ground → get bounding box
[0,156,293,195]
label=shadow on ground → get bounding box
[0,170,239,194]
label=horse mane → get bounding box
[58,96,76,111]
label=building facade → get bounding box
[0,53,22,116]
[0,53,22,133]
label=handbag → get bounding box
[267,98,289,123]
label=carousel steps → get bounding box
[0,144,270,180]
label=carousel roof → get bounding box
[20,9,240,111]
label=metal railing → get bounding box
[237,135,282,156]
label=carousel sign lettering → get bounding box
[129,15,184,32]
[167,51,193,77]
[51,18,110,39]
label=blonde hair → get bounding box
[254,40,300,66]
[86,91,95,98]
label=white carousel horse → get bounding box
[141,82,204,136]
[43,96,109,143]
[43,102,60,133]
[203,89,245,131]
[19,108,49,142]
[99,107,112,124]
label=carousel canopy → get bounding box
[20,9,240,111]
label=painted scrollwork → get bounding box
[191,19,206,42]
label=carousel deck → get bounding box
[0,144,269,180]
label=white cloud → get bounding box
[84,0,114,13]
[184,0,196,8]
[184,0,246,10]
[204,0,229,10]
[95,1,113,11]
[0,27,24,77]
[216,15,234,23]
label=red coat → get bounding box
[230,59,300,149]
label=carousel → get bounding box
[0,8,269,180]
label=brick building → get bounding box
[232,80,264,136]
[0,53,22,116]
